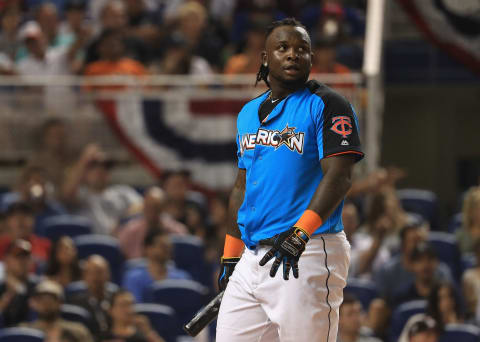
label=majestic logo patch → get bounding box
[330,116,352,138]
[240,124,304,155]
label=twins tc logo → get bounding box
[240,124,304,155]
[330,116,352,138]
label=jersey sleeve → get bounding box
[316,91,364,162]
[236,132,246,169]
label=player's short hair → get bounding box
[255,18,308,88]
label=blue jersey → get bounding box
[236,80,364,248]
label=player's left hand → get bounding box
[259,227,310,280]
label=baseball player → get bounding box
[216,18,364,342]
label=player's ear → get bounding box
[261,51,267,67]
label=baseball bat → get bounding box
[183,290,224,337]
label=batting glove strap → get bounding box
[218,256,241,291]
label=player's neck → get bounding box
[269,80,305,100]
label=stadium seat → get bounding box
[170,235,212,288]
[344,278,378,311]
[145,279,209,337]
[0,327,45,342]
[60,304,92,327]
[135,303,177,342]
[427,232,463,281]
[64,280,119,299]
[389,300,427,342]
[124,258,147,272]
[397,189,439,228]
[73,234,125,284]
[40,215,92,241]
[447,213,463,233]
[439,323,480,342]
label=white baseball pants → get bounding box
[216,231,351,342]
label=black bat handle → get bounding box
[183,291,225,337]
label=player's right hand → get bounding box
[218,256,241,291]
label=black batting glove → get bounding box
[259,227,310,280]
[218,257,241,291]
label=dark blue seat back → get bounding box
[439,324,480,342]
[0,327,45,342]
[427,232,463,281]
[60,304,92,327]
[73,234,125,284]
[41,215,92,241]
[389,300,427,342]
[344,278,378,311]
[397,189,439,228]
[146,279,209,336]
[135,303,177,342]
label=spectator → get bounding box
[34,2,73,49]
[462,238,480,323]
[45,236,82,287]
[168,1,223,71]
[349,188,408,279]
[374,223,452,305]
[391,242,447,306]
[0,239,37,326]
[22,279,94,342]
[1,165,66,236]
[0,201,51,268]
[0,6,21,70]
[150,32,213,77]
[115,186,188,260]
[123,0,161,46]
[122,230,191,303]
[83,28,148,90]
[84,0,150,66]
[68,255,116,339]
[223,19,265,75]
[310,31,351,75]
[456,186,480,254]
[399,315,440,342]
[101,289,165,342]
[61,144,142,235]
[427,282,465,331]
[27,118,75,197]
[337,293,382,342]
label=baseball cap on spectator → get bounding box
[34,279,64,300]
[5,239,32,256]
[18,21,42,41]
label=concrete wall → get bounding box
[381,85,480,225]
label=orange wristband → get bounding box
[294,209,323,236]
[223,234,245,257]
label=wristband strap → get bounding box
[294,209,323,236]
[223,234,245,257]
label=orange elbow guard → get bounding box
[223,234,245,257]
[294,209,323,236]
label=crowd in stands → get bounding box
[1,1,480,342]
[0,0,366,79]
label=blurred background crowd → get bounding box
[0,0,479,342]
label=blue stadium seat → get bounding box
[64,280,119,300]
[0,327,45,342]
[397,189,439,228]
[439,324,480,342]
[135,303,177,342]
[124,258,147,272]
[61,304,92,327]
[344,278,378,311]
[170,235,212,288]
[41,215,92,241]
[73,234,125,284]
[447,213,463,233]
[427,232,463,281]
[145,279,209,337]
[389,300,427,342]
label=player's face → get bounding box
[263,25,312,86]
